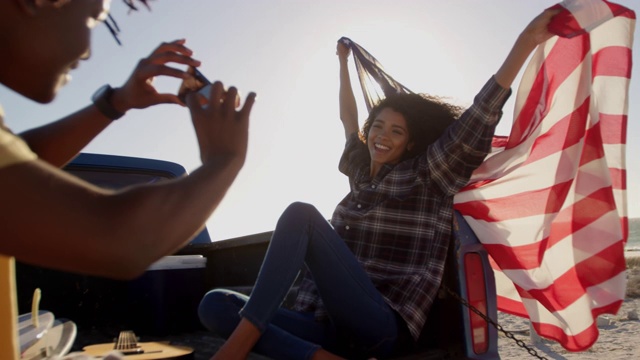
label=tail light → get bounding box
[464,253,489,354]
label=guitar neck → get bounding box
[115,330,143,352]
[82,330,194,360]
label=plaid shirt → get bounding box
[292,77,511,340]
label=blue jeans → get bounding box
[198,202,405,360]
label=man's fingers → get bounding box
[207,82,225,111]
[188,81,254,125]
[223,87,239,114]
[185,91,202,113]
[146,51,201,69]
[148,39,193,58]
[154,93,183,106]
[238,92,257,121]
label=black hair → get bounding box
[360,93,464,161]
[104,0,153,45]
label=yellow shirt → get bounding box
[0,105,38,360]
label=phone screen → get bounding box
[177,66,212,103]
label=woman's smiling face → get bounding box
[367,107,413,176]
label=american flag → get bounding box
[454,0,635,351]
[343,0,635,351]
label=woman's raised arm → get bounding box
[337,41,359,139]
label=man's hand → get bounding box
[186,81,257,166]
[111,39,201,113]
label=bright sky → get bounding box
[1,0,638,241]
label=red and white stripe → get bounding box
[454,0,635,351]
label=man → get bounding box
[0,0,256,358]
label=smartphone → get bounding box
[177,66,212,103]
[178,66,241,107]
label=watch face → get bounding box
[92,85,110,102]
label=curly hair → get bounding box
[360,93,464,161]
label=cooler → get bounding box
[127,255,207,336]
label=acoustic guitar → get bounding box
[82,330,194,360]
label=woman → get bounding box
[199,8,559,360]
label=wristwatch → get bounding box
[91,84,125,120]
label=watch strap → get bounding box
[92,85,125,120]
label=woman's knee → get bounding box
[283,202,318,220]
[198,289,247,335]
[278,202,327,230]
[275,202,325,245]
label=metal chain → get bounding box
[441,284,549,360]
